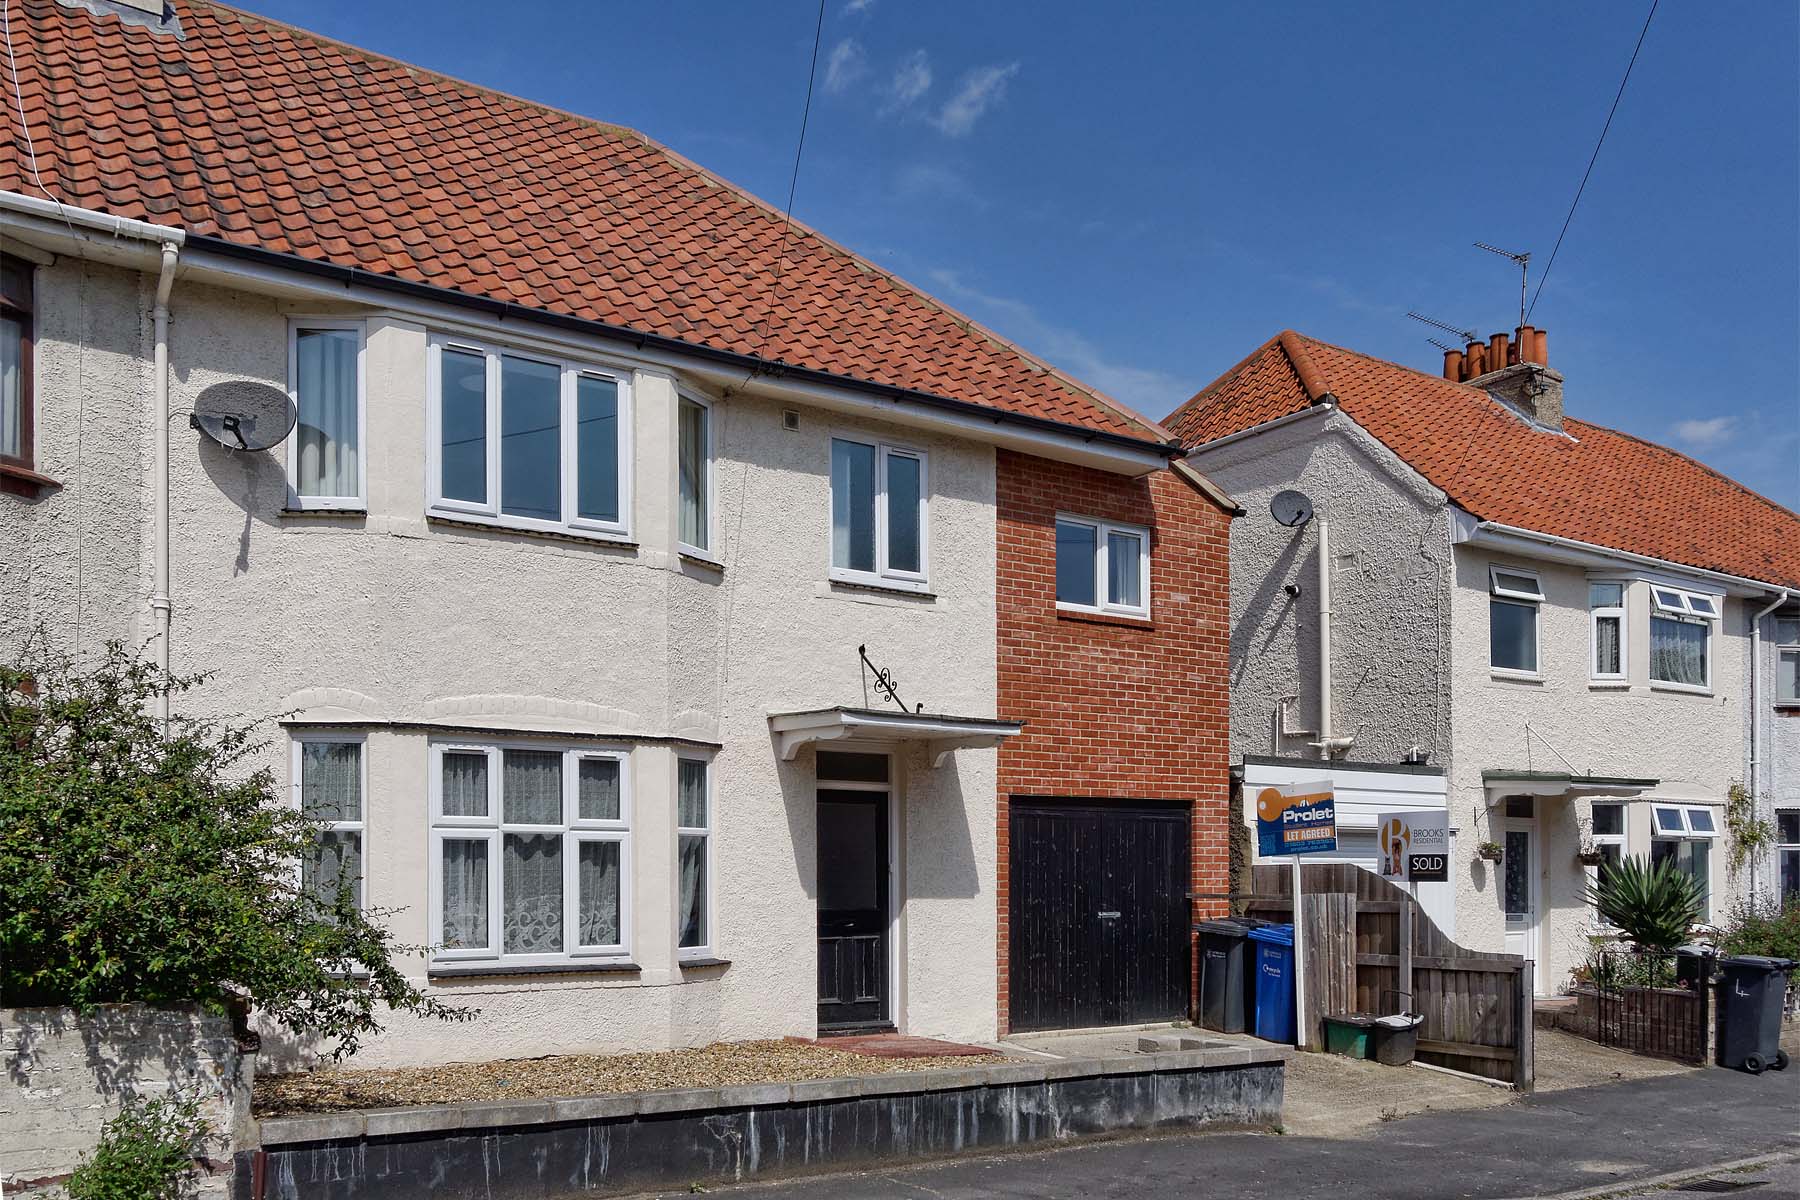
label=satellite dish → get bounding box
[189,381,297,452]
[1270,489,1315,528]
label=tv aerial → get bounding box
[1474,241,1531,330]
[188,381,297,451]
[1269,489,1314,529]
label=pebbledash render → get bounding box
[1169,328,1800,993]
[0,0,1236,1065]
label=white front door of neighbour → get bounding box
[1496,799,1540,975]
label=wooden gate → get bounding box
[1246,863,1534,1090]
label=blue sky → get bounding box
[242,0,1799,508]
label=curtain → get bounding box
[503,833,562,954]
[830,440,876,571]
[678,398,707,548]
[578,841,620,947]
[1650,617,1706,686]
[441,751,489,817]
[0,314,20,459]
[1107,531,1142,607]
[1594,614,1621,675]
[295,328,359,498]
[678,760,708,829]
[441,838,489,950]
[305,830,362,907]
[503,749,562,824]
[300,741,361,822]
[678,833,707,949]
[578,757,621,821]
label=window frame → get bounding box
[1777,808,1800,904]
[1648,585,1717,692]
[676,390,716,560]
[284,318,368,511]
[1775,618,1799,705]
[426,739,634,967]
[290,732,368,910]
[1054,512,1152,619]
[675,754,716,961]
[1487,567,1543,677]
[425,334,634,541]
[0,253,35,480]
[1587,801,1627,925]
[827,435,930,591]
[1649,811,1716,922]
[1588,579,1628,683]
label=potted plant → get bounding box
[1574,816,1607,866]
[1476,840,1504,863]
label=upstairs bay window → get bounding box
[830,437,927,589]
[677,394,713,557]
[428,337,632,538]
[1056,515,1150,618]
[1589,581,1626,682]
[1489,567,1543,674]
[287,321,365,508]
[1650,587,1716,690]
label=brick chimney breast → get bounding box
[1443,326,1562,430]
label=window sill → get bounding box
[282,507,368,519]
[1056,608,1153,630]
[428,960,641,979]
[680,550,725,572]
[677,956,731,970]
[426,514,638,551]
[1588,680,1631,690]
[1490,669,1543,683]
[825,577,937,601]
[0,461,60,498]
[1649,682,1712,697]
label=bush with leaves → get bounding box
[1718,897,1800,961]
[1584,855,1704,953]
[64,1090,209,1200]
[0,640,472,1058]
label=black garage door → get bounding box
[1008,800,1191,1032]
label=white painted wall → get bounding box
[6,254,1002,1066]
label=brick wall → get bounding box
[2,1004,249,1195]
[994,451,1235,1032]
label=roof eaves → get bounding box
[1169,459,1246,517]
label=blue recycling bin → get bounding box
[1248,923,1297,1043]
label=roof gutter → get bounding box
[1458,518,1795,598]
[180,233,1184,464]
[0,190,188,249]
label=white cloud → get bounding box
[823,38,867,95]
[882,49,932,112]
[842,0,875,15]
[894,162,986,207]
[926,269,1186,419]
[930,62,1020,136]
[1671,416,1738,451]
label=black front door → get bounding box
[817,789,889,1029]
[1008,801,1191,1032]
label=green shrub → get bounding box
[1585,949,1678,991]
[1718,898,1800,961]
[65,1091,208,1200]
[1584,855,1703,952]
[0,641,473,1058]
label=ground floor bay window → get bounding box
[1649,804,1717,921]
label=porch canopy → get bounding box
[1481,770,1659,804]
[770,707,1024,767]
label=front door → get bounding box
[816,789,889,1029]
[1497,800,1540,970]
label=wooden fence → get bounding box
[1245,863,1533,1090]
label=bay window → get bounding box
[430,742,631,964]
[1649,804,1717,920]
[1055,514,1150,618]
[1649,587,1716,689]
[830,437,927,589]
[1588,581,1626,681]
[428,336,632,538]
[1588,801,1626,924]
[676,757,713,958]
[1489,567,1542,674]
[293,736,365,909]
[1776,617,1799,705]
[287,321,365,508]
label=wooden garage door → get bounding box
[1008,801,1191,1032]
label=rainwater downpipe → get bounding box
[1318,518,1332,760]
[150,241,180,728]
[1748,587,1792,903]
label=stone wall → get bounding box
[1,1004,251,1195]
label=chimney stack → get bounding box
[1441,325,1563,430]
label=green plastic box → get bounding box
[1322,1013,1376,1058]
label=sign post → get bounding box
[1256,782,1337,1049]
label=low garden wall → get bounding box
[1,1003,253,1195]
[240,1045,1283,1199]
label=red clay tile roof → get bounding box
[1166,332,1800,589]
[1,0,1167,444]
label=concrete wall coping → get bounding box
[257,1045,1282,1147]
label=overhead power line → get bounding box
[1526,0,1659,322]
[752,0,828,360]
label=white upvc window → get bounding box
[1587,801,1627,924]
[426,335,633,540]
[675,756,714,959]
[829,437,928,590]
[287,320,366,509]
[1777,809,1800,904]
[1488,566,1543,675]
[677,392,715,558]
[1649,586,1717,691]
[428,741,632,965]
[1055,514,1151,618]
[1588,581,1627,682]
[1650,804,1717,921]
[291,734,366,909]
[1775,617,1799,705]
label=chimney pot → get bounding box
[1443,348,1464,380]
[1490,333,1510,370]
[1534,328,1548,366]
[1515,325,1536,365]
[1464,341,1487,377]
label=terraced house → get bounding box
[0,0,1238,1062]
[1170,327,1800,993]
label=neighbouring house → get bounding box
[0,0,1236,1064]
[1167,327,1800,993]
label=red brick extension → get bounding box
[994,450,1236,1034]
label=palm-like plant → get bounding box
[1585,855,1703,952]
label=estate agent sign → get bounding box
[1256,782,1337,858]
[1378,809,1450,882]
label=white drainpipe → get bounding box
[1310,517,1355,758]
[150,242,180,726]
[1749,587,1792,903]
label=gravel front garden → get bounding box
[255,1039,1006,1117]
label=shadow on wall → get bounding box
[1233,526,1309,691]
[195,437,285,579]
